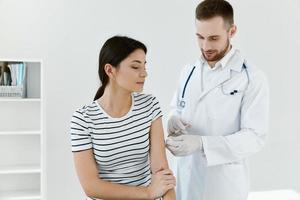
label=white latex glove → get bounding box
[166,135,203,156]
[167,115,190,136]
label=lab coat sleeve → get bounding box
[202,69,269,166]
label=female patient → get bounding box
[70,36,176,200]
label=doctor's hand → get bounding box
[166,135,203,156]
[167,115,190,136]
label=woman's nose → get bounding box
[140,69,147,77]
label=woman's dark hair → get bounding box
[94,36,147,101]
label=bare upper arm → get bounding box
[149,117,170,173]
[73,149,99,191]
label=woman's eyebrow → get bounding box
[131,60,147,64]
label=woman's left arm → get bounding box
[150,117,176,200]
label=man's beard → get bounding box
[201,39,230,62]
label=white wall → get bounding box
[1,0,300,199]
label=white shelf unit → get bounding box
[0,99,41,102]
[0,60,44,200]
[0,189,41,200]
[0,165,41,175]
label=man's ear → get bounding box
[104,64,116,79]
[229,25,237,38]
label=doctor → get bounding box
[166,0,269,200]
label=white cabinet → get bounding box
[0,61,44,200]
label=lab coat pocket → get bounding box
[205,87,243,135]
[208,86,243,120]
[207,70,248,121]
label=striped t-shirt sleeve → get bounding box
[70,108,92,152]
[151,96,163,122]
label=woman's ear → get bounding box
[104,64,116,79]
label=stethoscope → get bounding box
[179,63,250,109]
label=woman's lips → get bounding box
[136,82,144,85]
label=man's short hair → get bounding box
[196,0,234,28]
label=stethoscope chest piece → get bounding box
[179,100,186,108]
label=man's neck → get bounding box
[208,44,232,68]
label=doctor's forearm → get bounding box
[202,129,266,166]
[225,128,266,155]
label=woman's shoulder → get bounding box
[72,101,100,120]
[132,93,160,103]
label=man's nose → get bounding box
[202,40,211,51]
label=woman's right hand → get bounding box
[147,169,176,199]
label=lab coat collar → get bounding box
[198,46,244,72]
[217,46,236,69]
[227,49,245,72]
[196,46,246,101]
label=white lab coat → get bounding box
[169,50,269,200]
